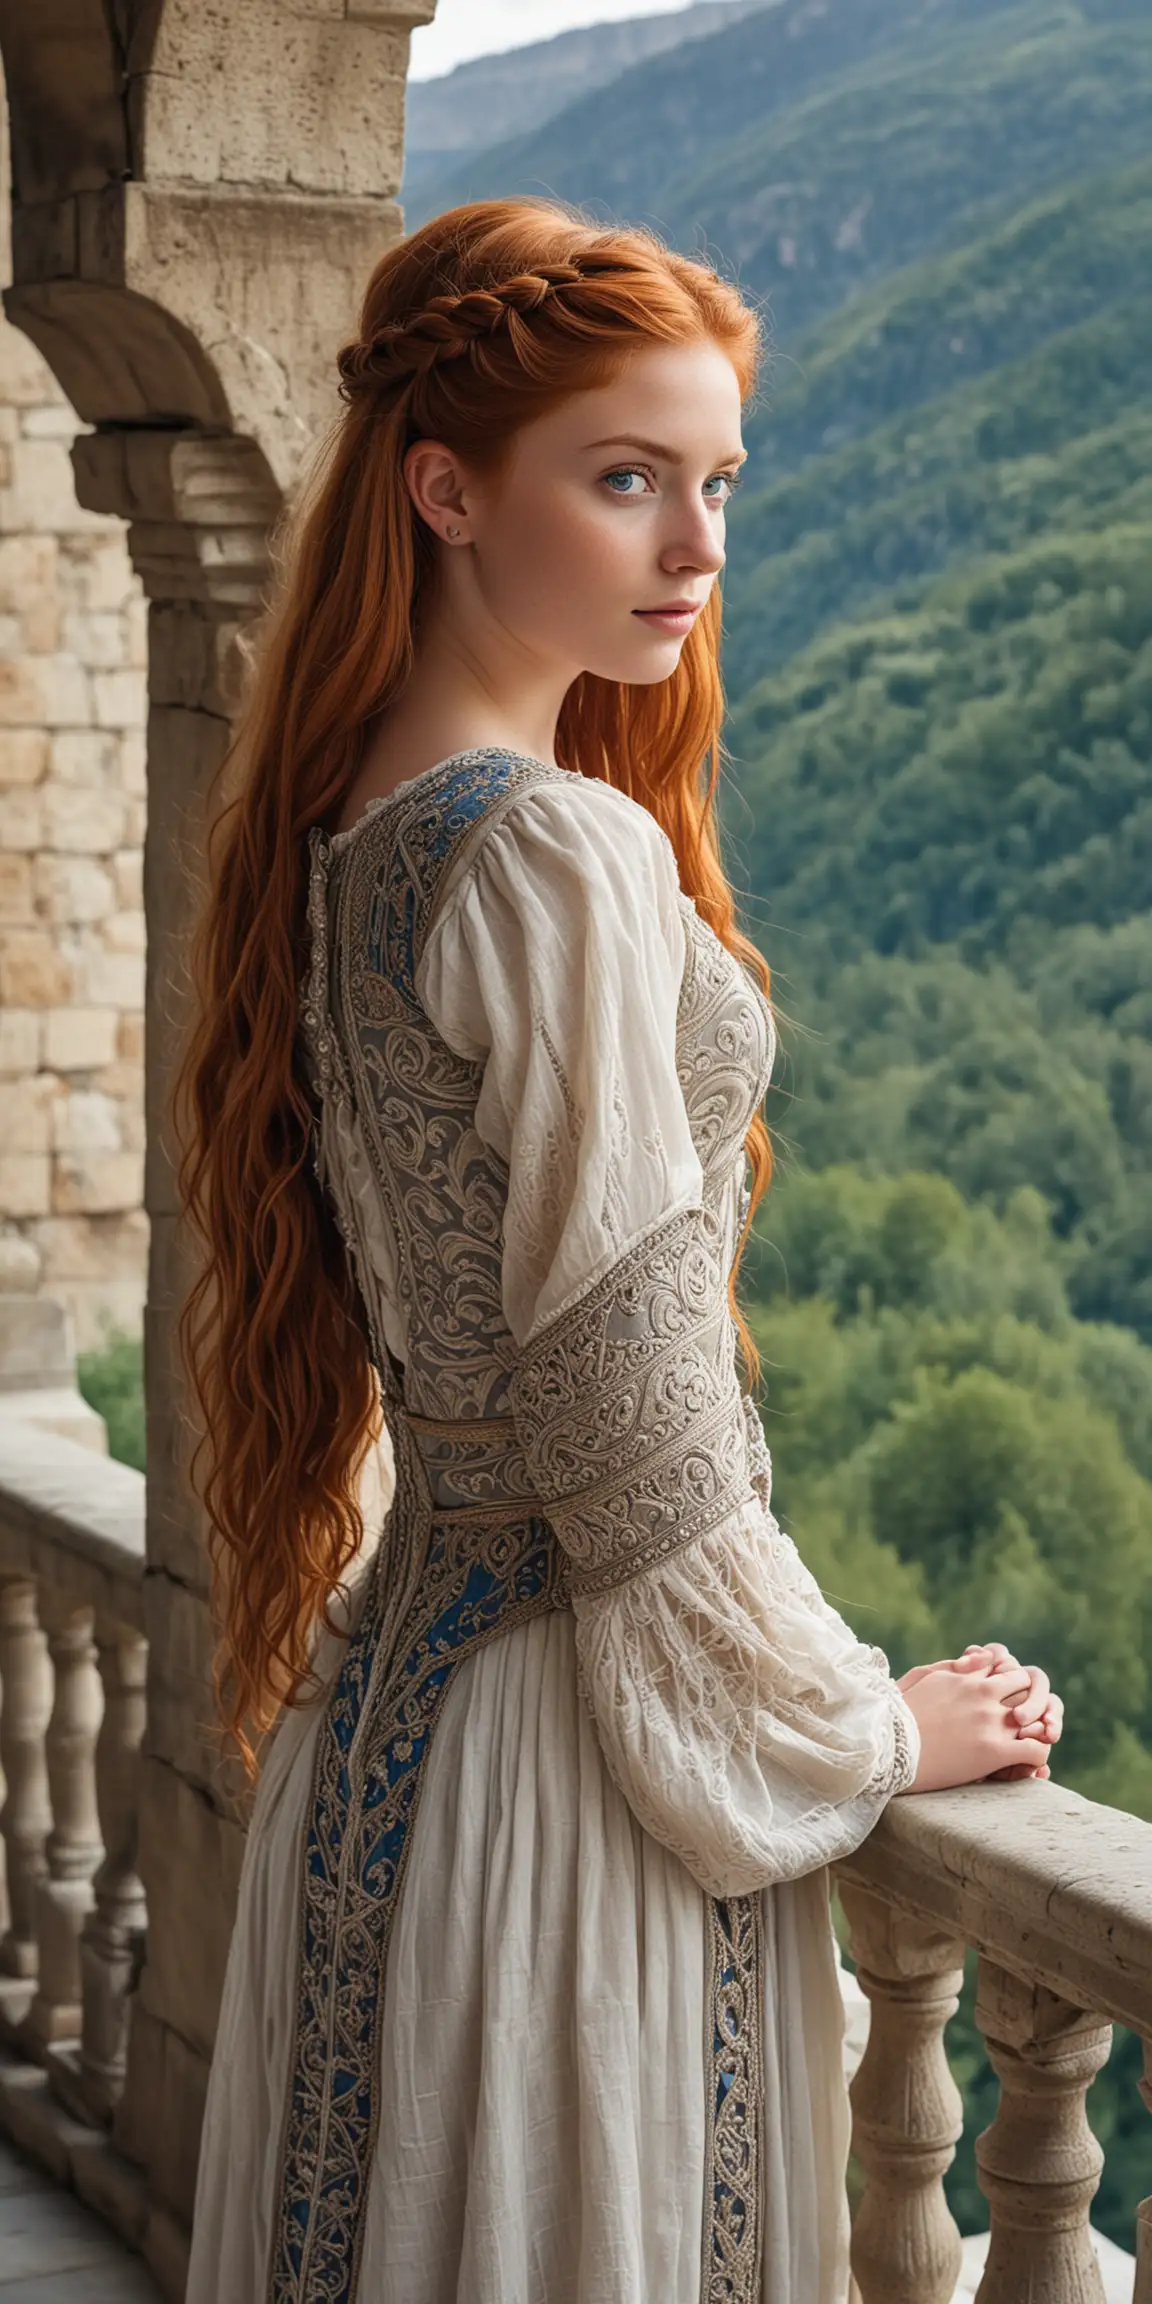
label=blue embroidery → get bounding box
[705,1895,764,2300]
[272,1504,563,2302]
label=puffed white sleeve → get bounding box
[418,776,919,1897]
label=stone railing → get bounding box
[0,1411,148,2227]
[835,1780,1152,2304]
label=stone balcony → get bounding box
[0,1406,1149,2302]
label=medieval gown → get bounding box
[185,745,920,2304]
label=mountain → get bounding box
[720,160,1152,688]
[403,0,1012,234]
[400,0,771,218]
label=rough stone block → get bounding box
[8,1074,61,1154]
[43,1007,120,1070]
[147,604,246,716]
[39,657,94,729]
[33,853,116,923]
[62,608,130,669]
[0,729,48,785]
[28,1209,149,1285]
[0,927,68,1005]
[49,728,120,787]
[41,786,125,853]
[112,848,144,909]
[135,1755,247,2063]
[68,945,144,1010]
[142,1572,246,1811]
[0,851,34,923]
[52,1087,123,1157]
[102,907,146,955]
[93,668,147,730]
[0,535,56,609]
[116,1986,209,2233]
[0,1291,74,1389]
[0,1233,41,1289]
[20,402,79,440]
[0,1008,40,1074]
[67,535,137,616]
[0,788,43,849]
[53,1149,144,1215]
[0,1155,50,1217]
[0,658,47,723]
[0,320,56,408]
[0,439,106,534]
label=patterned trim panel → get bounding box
[507,1200,756,1599]
[704,1895,766,2303]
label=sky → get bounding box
[409,0,712,82]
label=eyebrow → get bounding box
[583,432,748,466]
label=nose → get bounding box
[662,490,726,579]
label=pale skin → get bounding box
[336,337,1064,1795]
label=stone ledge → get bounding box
[0,1410,143,1627]
[835,1778,1152,2037]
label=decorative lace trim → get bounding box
[508,1200,756,1599]
[704,1895,765,2304]
[269,1474,566,2303]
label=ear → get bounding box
[402,438,471,542]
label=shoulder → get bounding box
[427,760,685,947]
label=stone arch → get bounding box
[0,4,435,2287]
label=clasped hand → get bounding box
[896,1643,1063,1795]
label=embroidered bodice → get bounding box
[297,746,917,1896]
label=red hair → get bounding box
[174,197,772,1773]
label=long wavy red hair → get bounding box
[174,197,773,1774]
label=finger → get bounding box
[988,1665,1033,1707]
[1011,1667,1050,1722]
[1002,1732,1051,1773]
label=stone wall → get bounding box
[0,111,148,1357]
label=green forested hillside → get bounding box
[722,161,1152,684]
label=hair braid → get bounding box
[336,251,704,398]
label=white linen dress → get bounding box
[186,745,919,2304]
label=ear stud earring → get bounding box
[446,524,461,539]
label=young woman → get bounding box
[179,198,1062,2304]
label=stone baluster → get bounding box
[1129,2039,1152,2302]
[839,1880,965,2304]
[974,1958,1112,2301]
[0,1579,53,1990]
[74,1626,149,2120]
[22,1604,104,2052]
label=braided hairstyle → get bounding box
[336,250,666,402]
[176,196,772,1773]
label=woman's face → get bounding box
[410,339,747,687]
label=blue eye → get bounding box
[601,465,745,504]
[705,472,744,505]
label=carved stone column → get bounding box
[839,1879,965,2304]
[22,1602,103,2051]
[0,1576,52,1998]
[974,1958,1112,2302]
[49,1623,148,2124]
